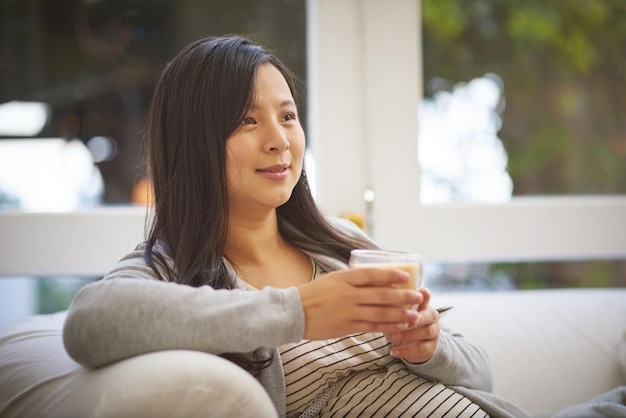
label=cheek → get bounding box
[292,131,307,165]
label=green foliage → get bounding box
[507,3,562,45]
[421,0,626,196]
[491,260,623,289]
[422,0,467,41]
[37,278,94,314]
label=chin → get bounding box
[272,192,295,208]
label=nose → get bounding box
[264,122,290,153]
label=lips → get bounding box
[256,163,289,173]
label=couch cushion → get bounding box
[434,288,626,418]
[0,310,83,414]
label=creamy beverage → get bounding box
[351,261,421,290]
[349,250,423,290]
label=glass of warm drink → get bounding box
[349,249,423,308]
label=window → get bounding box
[0,0,307,207]
[306,0,626,289]
[421,0,626,198]
[416,0,626,289]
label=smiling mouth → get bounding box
[257,164,289,173]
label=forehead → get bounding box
[253,63,292,96]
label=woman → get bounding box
[63,35,529,418]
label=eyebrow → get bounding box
[251,99,296,110]
[279,99,296,108]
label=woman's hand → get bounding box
[385,288,441,364]
[298,267,423,340]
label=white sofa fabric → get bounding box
[0,288,624,418]
[0,311,276,418]
[433,288,626,418]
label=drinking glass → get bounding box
[349,249,423,291]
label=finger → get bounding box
[346,266,411,287]
[426,306,440,324]
[390,339,438,362]
[355,305,418,325]
[395,314,440,344]
[409,323,440,341]
[391,325,439,350]
[386,331,403,347]
[413,305,440,327]
[416,288,431,311]
[354,288,422,307]
[361,321,421,335]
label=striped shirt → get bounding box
[280,333,488,417]
[279,261,488,417]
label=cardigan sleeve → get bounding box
[63,246,305,369]
[401,331,494,392]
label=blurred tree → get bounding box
[422,0,626,195]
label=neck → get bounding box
[225,211,286,266]
[225,211,313,289]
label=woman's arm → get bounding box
[64,245,419,369]
[63,248,305,368]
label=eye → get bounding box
[241,116,256,125]
[283,112,297,122]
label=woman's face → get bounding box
[225,63,305,218]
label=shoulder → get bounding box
[103,240,175,282]
[326,216,377,247]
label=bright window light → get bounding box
[0,101,51,137]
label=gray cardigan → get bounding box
[63,217,529,418]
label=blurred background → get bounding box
[1,0,625,329]
[418,0,626,292]
[0,0,307,206]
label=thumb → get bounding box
[417,287,431,311]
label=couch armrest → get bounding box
[0,312,277,418]
[65,350,277,418]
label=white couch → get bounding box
[1,288,625,418]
